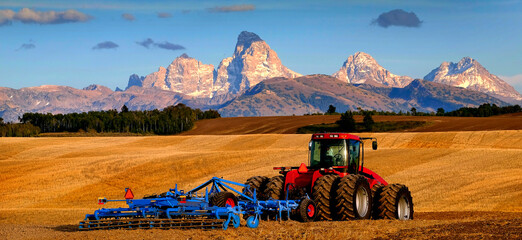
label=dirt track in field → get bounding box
[182,113,522,135]
[1,115,521,239]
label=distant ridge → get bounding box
[0,31,519,122]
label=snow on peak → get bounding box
[424,57,522,101]
[332,52,412,87]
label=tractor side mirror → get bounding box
[372,141,378,150]
[308,141,312,150]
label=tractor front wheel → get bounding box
[312,174,340,221]
[264,175,285,200]
[373,184,414,220]
[335,174,372,220]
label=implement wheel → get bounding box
[297,198,317,222]
[264,175,285,200]
[374,184,414,220]
[312,174,340,221]
[243,176,269,200]
[209,192,238,207]
[335,174,372,220]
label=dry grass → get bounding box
[0,131,521,239]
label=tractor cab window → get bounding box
[309,139,348,168]
[348,140,361,173]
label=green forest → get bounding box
[0,104,219,137]
[444,103,521,117]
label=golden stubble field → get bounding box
[0,131,521,239]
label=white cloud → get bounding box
[0,8,92,26]
[121,13,135,21]
[0,9,15,25]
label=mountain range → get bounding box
[1,31,520,122]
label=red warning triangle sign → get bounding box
[124,188,134,199]
[298,163,308,173]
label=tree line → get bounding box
[301,103,522,133]
[17,104,220,135]
[443,103,521,117]
[0,118,41,137]
[318,104,521,117]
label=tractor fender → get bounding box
[310,171,324,190]
[284,169,314,190]
[360,167,388,187]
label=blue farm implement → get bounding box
[79,177,316,231]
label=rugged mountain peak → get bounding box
[424,57,522,102]
[213,31,301,98]
[332,52,413,87]
[352,52,377,63]
[126,74,145,89]
[127,31,300,102]
[135,56,215,97]
[236,31,263,48]
[165,55,215,97]
[83,84,112,94]
[178,53,191,59]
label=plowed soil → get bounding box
[182,113,522,135]
[1,129,521,239]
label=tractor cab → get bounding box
[308,133,377,174]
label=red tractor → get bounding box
[243,133,413,221]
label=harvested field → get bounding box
[1,130,521,239]
[182,113,522,135]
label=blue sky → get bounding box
[1,0,521,92]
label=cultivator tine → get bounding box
[79,218,227,231]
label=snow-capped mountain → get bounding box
[126,31,300,101]
[126,54,215,98]
[2,31,519,122]
[213,31,301,96]
[424,57,522,102]
[332,52,413,88]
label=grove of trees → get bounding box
[444,104,521,117]
[19,104,220,135]
[0,117,40,137]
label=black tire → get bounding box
[143,193,158,199]
[374,184,414,220]
[242,176,269,200]
[209,192,238,207]
[264,175,285,200]
[371,184,385,219]
[335,174,372,220]
[312,174,340,221]
[297,198,317,222]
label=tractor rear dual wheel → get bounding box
[373,184,413,220]
[371,184,385,220]
[209,192,238,207]
[243,176,269,200]
[264,175,285,200]
[312,175,340,221]
[335,174,372,220]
